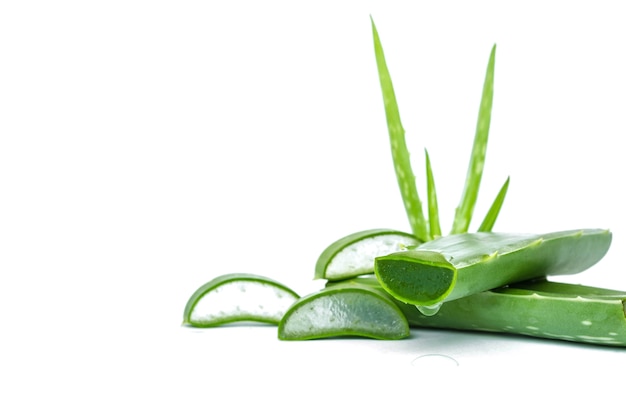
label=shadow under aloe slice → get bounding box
[374,229,612,314]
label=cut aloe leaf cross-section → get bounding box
[314,228,420,281]
[375,229,612,313]
[183,273,300,327]
[278,278,410,340]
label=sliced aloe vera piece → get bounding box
[375,229,612,313]
[314,228,420,281]
[278,278,410,340]
[404,279,626,347]
[183,273,300,327]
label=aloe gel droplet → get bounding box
[416,302,442,316]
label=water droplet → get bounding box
[416,302,442,316]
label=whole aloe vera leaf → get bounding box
[403,279,626,347]
[425,150,442,238]
[451,44,497,234]
[371,17,429,241]
[374,229,612,311]
[477,176,510,232]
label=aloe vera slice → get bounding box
[314,228,420,281]
[404,279,626,347]
[278,278,410,340]
[375,229,612,313]
[183,273,300,327]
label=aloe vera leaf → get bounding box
[278,279,410,340]
[371,17,429,241]
[403,279,626,347]
[314,228,420,281]
[334,276,626,347]
[451,44,497,234]
[374,229,612,311]
[183,273,300,327]
[425,149,442,238]
[477,176,510,232]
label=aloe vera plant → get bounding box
[372,18,507,241]
[181,17,622,347]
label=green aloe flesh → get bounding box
[183,274,300,327]
[404,279,626,347]
[375,229,612,312]
[314,228,420,281]
[278,279,410,340]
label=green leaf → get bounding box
[371,17,429,242]
[477,176,510,232]
[375,229,612,312]
[451,44,497,234]
[404,279,626,347]
[425,149,441,238]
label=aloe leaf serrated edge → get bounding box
[371,17,429,242]
[451,44,497,234]
[375,229,612,308]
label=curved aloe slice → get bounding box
[314,228,420,281]
[375,229,612,313]
[183,273,300,327]
[278,279,410,340]
[404,279,626,347]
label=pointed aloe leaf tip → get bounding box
[451,44,497,234]
[371,17,429,241]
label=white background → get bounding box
[1,1,625,411]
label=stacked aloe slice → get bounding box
[183,18,626,347]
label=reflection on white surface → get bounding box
[411,353,460,368]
